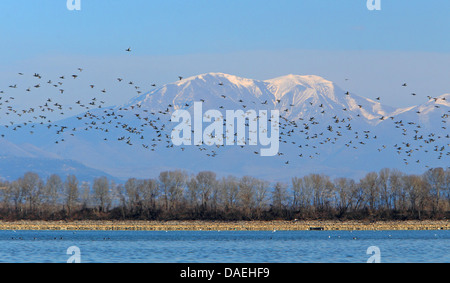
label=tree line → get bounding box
[0,167,448,221]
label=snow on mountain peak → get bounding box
[265,74,337,103]
[126,73,407,124]
[267,74,333,88]
[435,93,449,106]
[178,72,256,88]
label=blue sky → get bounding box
[0,0,449,109]
[1,0,449,57]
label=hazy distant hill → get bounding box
[0,139,119,182]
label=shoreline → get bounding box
[0,220,448,231]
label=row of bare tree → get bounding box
[0,167,448,221]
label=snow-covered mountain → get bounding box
[2,73,449,182]
[129,73,396,123]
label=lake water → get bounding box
[0,230,448,263]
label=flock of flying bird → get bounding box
[0,47,449,170]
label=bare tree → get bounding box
[9,181,23,213]
[360,172,379,212]
[389,169,405,212]
[80,182,91,209]
[424,168,446,213]
[196,171,217,213]
[378,168,392,211]
[125,178,141,213]
[0,181,12,212]
[403,175,429,219]
[159,170,187,213]
[333,177,356,217]
[294,176,313,213]
[140,179,159,214]
[271,182,288,217]
[19,172,42,214]
[0,168,447,221]
[64,175,79,215]
[254,179,270,218]
[187,176,200,213]
[114,183,127,219]
[303,174,332,212]
[159,172,171,211]
[169,170,188,213]
[93,177,111,212]
[238,176,257,219]
[44,174,63,213]
[219,176,239,212]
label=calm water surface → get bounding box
[0,230,448,263]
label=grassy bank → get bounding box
[0,220,448,231]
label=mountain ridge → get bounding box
[2,72,449,181]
